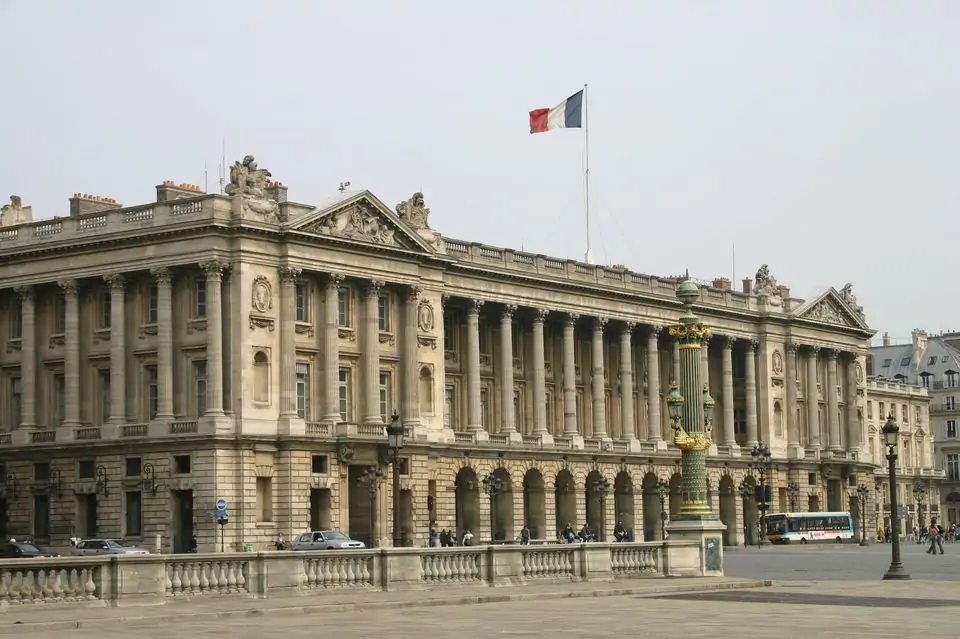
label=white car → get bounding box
[71,539,150,556]
[290,531,366,550]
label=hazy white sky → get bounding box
[2,1,957,344]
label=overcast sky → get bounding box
[2,1,957,345]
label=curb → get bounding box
[2,579,771,633]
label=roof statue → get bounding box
[753,264,782,305]
[0,194,33,227]
[395,191,444,253]
[226,155,280,220]
[840,283,865,321]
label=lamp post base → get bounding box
[882,563,912,581]
[859,539,869,547]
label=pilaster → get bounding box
[150,268,175,421]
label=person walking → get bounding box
[927,518,945,555]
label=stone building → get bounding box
[0,160,881,552]
[869,330,957,525]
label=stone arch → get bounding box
[554,469,576,538]
[741,475,759,545]
[585,469,605,539]
[523,468,546,540]
[669,472,683,516]
[718,474,737,547]
[614,471,634,541]
[454,466,480,541]
[483,466,513,542]
[253,350,270,403]
[641,472,662,541]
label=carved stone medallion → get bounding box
[418,298,435,332]
[855,362,864,384]
[772,349,784,376]
[251,275,273,312]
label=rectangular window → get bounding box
[9,299,22,339]
[78,459,95,479]
[948,454,960,481]
[478,321,489,356]
[921,375,930,388]
[195,279,207,318]
[295,283,308,322]
[193,360,207,418]
[901,357,912,366]
[99,369,110,424]
[146,285,159,324]
[33,495,50,540]
[515,387,524,433]
[733,407,746,435]
[52,373,65,426]
[379,371,392,423]
[99,291,111,329]
[545,389,555,433]
[33,462,50,482]
[948,397,958,410]
[10,377,21,426]
[949,373,959,389]
[145,365,158,420]
[125,457,142,477]
[173,455,191,474]
[54,293,66,334]
[902,404,908,423]
[948,420,957,439]
[296,363,310,419]
[125,491,143,537]
[929,356,938,366]
[443,313,456,353]
[867,401,873,419]
[338,367,352,421]
[311,455,328,474]
[444,384,456,429]
[511,324,522,365]
[915,406,921,424]
[378,294,390,332]
[879,402,886,420]
[337,287,350,327]
[256,477,273,522]
[480,387,492,428]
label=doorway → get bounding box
[171,490,194,553]
[77,494,98,537]
[348,466,375,547]
[310,489,331,531]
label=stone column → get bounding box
[104,273,127,424]
[672,340,680,385]
[619,322,636,441]
[362,280,385,425]
[59,279,81,427]
[701,335,711,393]
[279,266,302,420]
[646,326,663,443]
[466,299,484,432]
[322,274,345,423]
[785,343,800,453]
[14,286,36,428]
[745,340,759,448]
[806,346,821,450]
[199,261,227,416]
[826,349,841,451]
[149,268,175,420]
[403,285,422,429]
[845,354,860,451]
[591,317,608,439]
[499,304,518,433]
[721,337,736,447]
[531,309,549,435]
[562,313,580,436]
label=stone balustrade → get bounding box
[0,541,710,607]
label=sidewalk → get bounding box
[0,577,769,633]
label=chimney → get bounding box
[742,278,753,295]
[712,277,731,291]
[69,193,122,218]
[264,181,288,203]
[156,181,205,202]
[777,284,790,299]
[882,332,891,347]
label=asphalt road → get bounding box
[725,538,960,581]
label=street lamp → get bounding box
[656,479,670,540]
[592,475,611,541]
[855,484,870,547]
[738,481,754,546]
[751,441,772,547]
[357,466,385,548]
[386,411,406,548]
[786,482,800,513]
[882,413,910,580]
[913,485,926,544]
[482,472,505,543]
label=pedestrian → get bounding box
[519,524,531,545]
[927,518,944,555]
[438,529,448,547]
[461,530,474,546]
[274,532,285,551]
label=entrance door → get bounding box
[348,466,374,547]
[310,489,331,531]
[77,494,98,537]
[171,490,194,553]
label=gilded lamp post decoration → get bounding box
[667,278,718,521]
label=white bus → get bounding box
[764,511,855,544]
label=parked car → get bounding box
[70,539,150,556]
[290,531,365,551]
[0,542,60,558]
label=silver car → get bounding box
[290,531,365,550]
[71,539,150,556]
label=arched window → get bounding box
[419,366,434,415]
[254,351,270,403]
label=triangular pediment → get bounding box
[287,190,438,253]
[793,288,870,330]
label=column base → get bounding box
[622,438,644,453]
[11,429,32,445]
[474,430,490,443]
[664,518,727,577]
[278,416,306,436]
[199,415,234,434]
[787,445,805,460]
[505,431,523,444]
[532,432,554,446]
[100,423,121,440]
[55,425,77,443]
[569,435,586,450]
[650,438,668,452]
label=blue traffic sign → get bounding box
[216,499,227,510]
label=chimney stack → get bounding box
[882,332,891,347]
[264,181,288,203]
[742,278,753,295]
[156,181,205,202]
[712,277,731,291]
[69,193,121,218]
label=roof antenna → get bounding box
[338,181,351,193]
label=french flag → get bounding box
[528,90,584,134]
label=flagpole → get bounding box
[583,83,592,264]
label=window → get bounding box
[879,402,886,419]
[443,313,457,353]
[902,404,908,423]
[867,401,873,419]
[99,369,110,424]
[33,495,50,540]
[98,291,111,329]
[125,457,142,477]
[807,472,817,486]
[337,287,350,327]
[733,407,746,436]
[173,455,191,474]
[947,397,957,411]
[254,352,270,403]
[901,357,912,366]
[514,388,524,432]
[444,383,458,429]
[915,406,921,425]
[732,351,745,379]
[192,360,207,417]
[378,294,390,331]
[480,387,492,428]
[78,460,95,479]
[948,454,960,481]
[52,373,65,426]
[53,293,66,334]
[9,378,21,426]
[33,462,50,481]
[296,363,310,419]
[338,368,352,421]
[882,359,892,367]
[146,285,158,324]
[921,375,930,388]
[398,458,410,475]
[125,491,142,537]
[311,455,328,474]
[256,477,273,522]
[9,299,22,339]
[144,365,158,420]
[512,324,522,364]
[478,321,489,357]
[929,356,938,366]
[194,279,207,318]
[948,372,959,388]
[546,389,555,433]
[949,421,958,439]
[379,371,392,423]
[295,283,308,322]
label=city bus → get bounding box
[764,511,855,544]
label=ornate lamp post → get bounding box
[751,442,772,547]
[874,479,883,542]
[882,414,910,580]
[738,481,754,546]
[592,475,611,541]
[913,485,926,544]
[656,479,670,540]
[482,472,505,543]
[386,411,406,548]
[357,466,385,548]
[855,484,870,546]
[786,482,800,513]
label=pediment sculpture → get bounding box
[806,300,845,325]
[226,155,280,220]
[396,192,444,253]
[309,202,399,246]
[753,264,782,306]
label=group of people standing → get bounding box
[429,521,633,546]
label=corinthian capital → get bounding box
[199,260,229,280]
[103,273,125,291]
[14,285,33,302]
[468,299,485,315]
[58,279,78,296]
[502,304,518,320]
[278,266,302,285]
[365,280,385,296]
[149,267,173,286]
[326,273,346,289]
[534,308,551,322]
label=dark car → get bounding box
[0,542,60,558]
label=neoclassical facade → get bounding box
[0,162,884,551]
